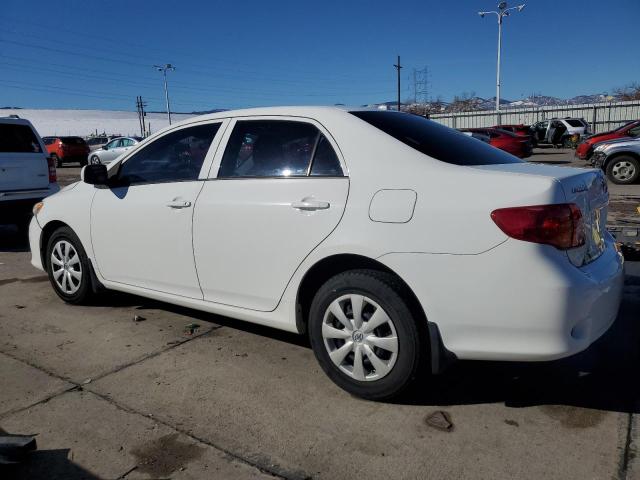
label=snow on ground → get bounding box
[0,109,197,137]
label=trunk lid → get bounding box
[472,163,609,266]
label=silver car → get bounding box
[89,137,142,165]
[591,137,640,184]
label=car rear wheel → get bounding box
[606,156,639,184]
[308,269,426,400]
[46,227,95,304]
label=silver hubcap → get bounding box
[322,294,398,382]
[612,161,636,181]
[51,240,82,295]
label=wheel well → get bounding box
[39,220,70,271]
[604,151,640,170]
[295,254,427,336]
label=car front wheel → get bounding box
[308,269,426,400]
[606,156,639,184]
[46,227,95,304]
[90,155,101,165]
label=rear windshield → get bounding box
[350,111,522,165]
[565,119,585,127]
[60,136,86,145]
[0,123,43,153]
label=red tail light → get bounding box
[47,156,57,183]
[491,204,585,249]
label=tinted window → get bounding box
[0,124,42,153]
[628,125,640,137]
[118,123,219,185]
[60,136,86,145]
[121,138,135,147]
[43,137,56,145]
[219,120,319,177]
[310,135,342,176]
[566,119,585,127]
[351,111,522,166]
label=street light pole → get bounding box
[154,63,176,125]
[478,2,525,124]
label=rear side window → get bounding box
[219,120,339,178]
[0,124,43,153]
[351,111,522,165]
[565,119,585,127]
[61,136,86,145]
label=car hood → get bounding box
[595,137,640,152]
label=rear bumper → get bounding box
[378,237,624,362]
[0,185,60,223]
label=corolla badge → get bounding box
[571,183,588,194]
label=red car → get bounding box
[575,120,640,160]
[492,124,531,136]
[43,136,90,167]
[461,128,533,158]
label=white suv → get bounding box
[0,116,59,231]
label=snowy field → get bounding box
[0,108,197,137]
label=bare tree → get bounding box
[613,82,640,101]
[448,91,481,112]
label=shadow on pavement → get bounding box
[93,268,640,414]
[3,449,102,480]
[401,269,640,414]
[0,225,29,253]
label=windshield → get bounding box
[350,111,522,166]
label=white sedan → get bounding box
[89,136,141,165]
[29,107,624,400]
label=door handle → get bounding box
[291,199,330,211]
[166,200,192,209]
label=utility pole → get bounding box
[394,55,402,111]
[478,2,526,124]
[154,63,176,125]
[135,96,148,137]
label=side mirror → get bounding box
[82,164,108,185]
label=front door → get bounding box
[193,118,349,311]
[91,122,223,298]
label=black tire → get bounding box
[90,155,100,165]
[51,154,62,168]
[308,269,427,400]
[605,155,640,185]
[45,226,95,304]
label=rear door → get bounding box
[193,117,349,311]
[0,121,49,191]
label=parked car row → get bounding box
[576,120,640,184]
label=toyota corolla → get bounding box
[29,107,624,400]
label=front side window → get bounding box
[0,124,43,153]
[351,111,522,166]
[106,139,122,150]
[117,123,220,185]
[219,120,321,178]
